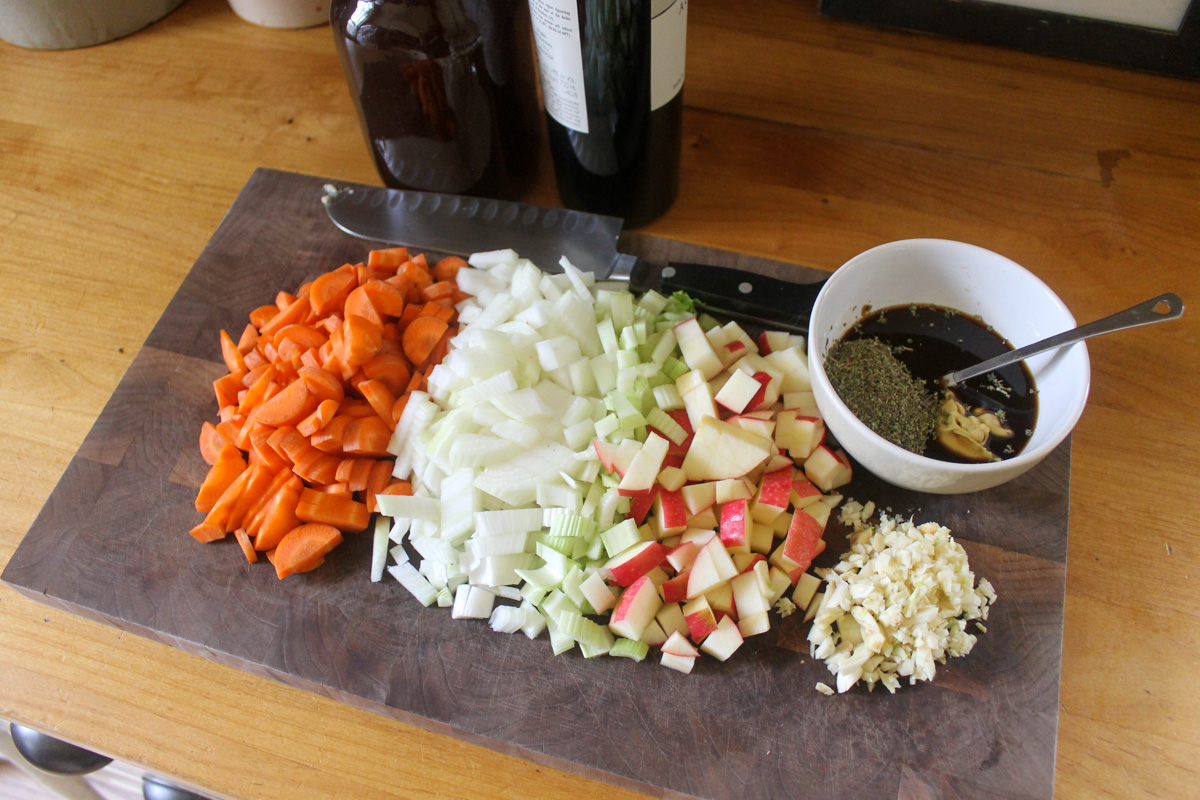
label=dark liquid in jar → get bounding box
[841,304,1039,463]
[331,0,540,199]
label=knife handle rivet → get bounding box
[662,266,676,278]
[739,282,753,294]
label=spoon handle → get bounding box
[945,292,1185,386]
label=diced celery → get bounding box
[610,638,650,661]
[609,292,634,332]
[597,318,619,354]
[601,518,642,557]
[388,562,438,607]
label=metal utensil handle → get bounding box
[946,292,1185,385]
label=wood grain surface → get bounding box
[5,167,1069,800]
[1,1,1198,799]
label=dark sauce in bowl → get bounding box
[839,304,1039,463]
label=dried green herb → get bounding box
[824,338,940,453]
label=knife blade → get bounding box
[321,183,826,333]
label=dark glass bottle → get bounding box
[331,0,541,199]
[529,0,687,227]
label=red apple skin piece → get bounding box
[782,507,825,575]
[745,371,772,412]
[661,571,691,604]
[757,466,792,509]
[662,409,695,456]
[682,597,719,642]
[737,553,767,574]
[608,575,661,639]
[719,498,751,549]
[593,439,618,473]
[628,485,659,524]
[790,476,823,507]
[605,541,668,587]
[655,489,690,536]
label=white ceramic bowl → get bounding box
[808,239,1090,494]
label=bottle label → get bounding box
[650,0,687,111]
[529,0,590,133]
[530,0,688,132]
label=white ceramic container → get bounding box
[808,238,1091,494]
[0,0,183,49]
[227,0,329,28]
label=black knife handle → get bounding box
[639,260,828,334]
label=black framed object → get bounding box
[818,0,1200,80]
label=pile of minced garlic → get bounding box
[808,500,996,694]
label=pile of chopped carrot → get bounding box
[190,248,468,579]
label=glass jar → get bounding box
[331,0,541,199]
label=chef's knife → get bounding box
[321,184,827,333]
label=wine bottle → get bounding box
[528,0,688,227]
[331,0,541,200]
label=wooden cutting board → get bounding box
[3,168,1069,800]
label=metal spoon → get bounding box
[943,292,1185,386]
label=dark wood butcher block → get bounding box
[3,168,1069,800]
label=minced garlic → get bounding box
[808,500,996,693]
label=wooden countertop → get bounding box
[1,1,1197,798]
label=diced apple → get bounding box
[792,572,822,611]
[705,582,735,617]
[790,475,823,509]
[805,500,832,529]
[604,540,668,587]
[684,545,724,599]
[662,628,701,657]
[732,552,767,573]
[780,390,820,416]
[618,432,669,495]
[657,466,687,492]
[703,534,739,582]
[680,527,717,546]
[681,595,719,642]
[660,652,697,673]
[730,416,776,443]
[737,610,771,637]
[780,507,827,576]
[666,540,702,573]
[715,478,754,504]
[640,618,669,647]
[661,570,690,604]
[627,486,658,524]
[803,445,853,492]
[680,378,719,433]
[714,369,763,414]
[730,570,770,618]
[653,488,689,537]
[674,318,724,379]
[580,571,618,614]
[757,330,791,355]
[611,437,642,477]
[762,347,812,393]
[592,439,619,473]
[775,410,825,460]
[687,509,719,530]
[767,565,793,603]
[681,417,772,482]
[752,466,793,523]
[699,615,744,661]
[681,481,717,515]
[656,603,689,639]
[749,522,774,555]
[719,498,751,552]
[608,575,664,640]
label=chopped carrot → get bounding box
[361,280,407,318]
[299,365,346,403]
[342,415,392,457]
[249,304,278,330]
[310,414,352,453]
[433,256,467,283]
[367,247,409,270]
[344,285,383,327]
[308,264,358,317]
[361,352,411,397]
[402,315,449,366]
[236,324,260,354]
[234,528,258,563]
[189,522,227,543]
[254,378,316,427]
[199,421,228,466]
[358,379,396,425]
[259,294,310,339]
[391,392,410,426]
[195,443,247,513]
[253,475,304,551]
[295,488,369,532]
[296,398,340,437]
[343,314,383,366]
[213,372,246,409]
[220,330,247,374]
[272,523,343,579]
[421,280,459,304]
